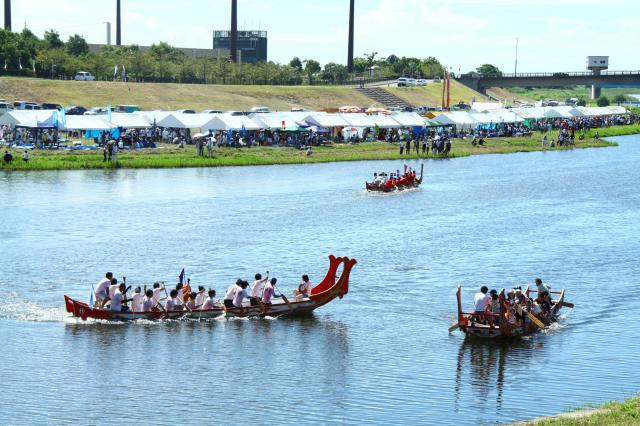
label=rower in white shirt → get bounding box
[201,289,217,310]
[143,289,156,312]
[224,279,242,308]
[110,283,130,312]
[131,287,144,313]
[535,278,551,295]
[233,281,249,308]
[250,273,269,306]
[195,286,206,307]
[152,282,165,306]
[108,278,119,302]
[93,272,113,308]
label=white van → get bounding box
[74,71,95,81]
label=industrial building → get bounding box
[212,30,267,64]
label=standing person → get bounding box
[93,272,114,308]
[22,150,29,162]
[489,290,500,325]
[473,286,491,323]
[399,142,404,155]
[207,136,213,158]
[250,273,268,306]
[224,279,242,308]
[535,278,551,295]
[103,144,108,161]
[405,140,411,155]
[111,141,118,162]
[131,287,144,313]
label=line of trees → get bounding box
[0,28,449,85]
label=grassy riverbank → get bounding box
[0,132,617,171]
[517,396,640,425]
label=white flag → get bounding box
[18,59,22,70]
[32,59,36,73]
[113,64,118,78]
[3,60,6,71]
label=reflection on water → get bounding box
[2,136,640,424]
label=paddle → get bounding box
[274,283,293,313]
[448,323,460,333]
[562,301,574,308]
[525,310,545,328]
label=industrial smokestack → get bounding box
[4,0,11,31]
[348,0,354,73]
[230,0,238,62]
[116,0,121,46]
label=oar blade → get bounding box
[448,323,460,333]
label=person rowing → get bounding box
[250,273,269,306]
[110,283,130,312]
[151,282,165,306]
[186,292,198,310]
[195,286,206,307]
[131,287,144,313]
[233,281,249,308]
[165,289,181,311]
[108,278,119,304]
[201,289,217,310]
[262,278,283,305]
[535,278,551,295]
[93,272,113,308]
[224,279,242,308]
[143,289,156,312]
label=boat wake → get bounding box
[1,292,68,322]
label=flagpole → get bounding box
[514,37,518,76]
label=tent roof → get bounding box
[0,110,57,127]
[110,113,152,128]
[432,112,478,126]
[391,112,427,127]
[339,113,376,127]
[304,113,350,128]
[62,115,113,130]
[204,114,262,131]
[471,102,504,112]
[249,113,299,130]
[369,114,402,128]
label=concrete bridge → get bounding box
[457,70,640,98]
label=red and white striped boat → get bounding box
[64,255,357,321]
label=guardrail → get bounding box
[492,70,640,78]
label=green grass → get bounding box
[501,87,640,105]
[0,132,617,171]
[387,80,486,107]
[589,123,640,138]
[520,396,640,425]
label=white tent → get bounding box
[391,112,427,127]
[110,113,152,128]
[304,113,350,128]
[0,110,57,127]
[339,113,376,127]
[471,102,504,112]
[249,113,299,130]
[432,112,478,126]
[61,115,114,130]
[136,110,173,124]
[204,114,262,131]
[157,113,217,129]
[368,114,402,128]
[512,107,548,120]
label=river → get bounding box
[1,135,639,425]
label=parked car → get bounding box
[201,109,223,114]
[115,104,140,113]
[41,103,63,110]
[416,79,428,86]
[74,71,95,81]
[227,111,246,116]
[0,102,13,115]
[249,106,270,113]
[13,101,40,110]
[397,77,409,87]
[406,78,417,87]
[65,106,87,115]
[175,109,196,114]
[84,107,108,115]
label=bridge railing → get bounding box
[494,70,640,78]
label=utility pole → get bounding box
[230,0,238,63]
[514,37,518,75]
[116,0,121,46]
[4,0,11,31]
[348,0,354,73]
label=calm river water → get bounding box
[1,136,640,425]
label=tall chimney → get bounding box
[230,0,238,62]
[348,0,354,73]
[116,0,121,46]
[4,0,11,31]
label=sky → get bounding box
[3,0,639,73]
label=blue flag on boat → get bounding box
[89,287,94,306]
[179,268,185,285]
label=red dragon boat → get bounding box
[64,255,356,321]
[452,286,569,339]
[365,164,424,192]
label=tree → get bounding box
[596,96,610,107]
[321,62,348,83]
[576,98,587,107]
[289,56,302,71]
[43,29,63,49]
[476,64,503,77]
[386,54,399,65]
[303,59,321,84]
[364,51,378,67]
[66,34,89,56]
[613,94,629,104]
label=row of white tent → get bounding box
[432,106,629,127]
[0,109,431,131]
